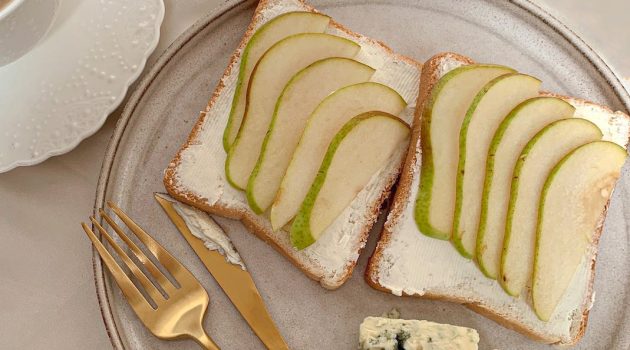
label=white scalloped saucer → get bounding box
[0,0,164,172]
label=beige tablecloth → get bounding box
[0,0,628,348]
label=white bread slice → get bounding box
[163,0,421,289]
[366,52,630,344]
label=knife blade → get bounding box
[154,193,289,350]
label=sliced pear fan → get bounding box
[500,118,602,297]
[223,11,330,150]
[271,82,406,231]
[226,33,360,190]
[246,58,375,213]
[476,97,575,279]
[452,73,540,258]
[415,64,514,240]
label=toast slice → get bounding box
[366,52,630,344]
[163,0,421,289]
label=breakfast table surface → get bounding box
[1,0,629,349]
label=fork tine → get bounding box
[107,201,196,285]
[99,209,176,293]
[90,217,165,304]
[82,223,152,312]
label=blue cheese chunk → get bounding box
[359,317,479,350]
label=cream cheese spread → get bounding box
[359,316,479,350]
[157,194,246,270]
[171,0,420,281]
[374,57,630,342]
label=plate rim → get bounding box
[92,2,254,348]
[0,0,166,173]
[91,0,630,348]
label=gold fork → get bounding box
[82,201,220,350]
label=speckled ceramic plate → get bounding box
[92,0,630,349]
[0,0,164,172]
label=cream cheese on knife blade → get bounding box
[156,193,246,270]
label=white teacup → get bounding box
[0,0,60,67]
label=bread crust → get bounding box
[365,52,630,345]
[164,0,421,289]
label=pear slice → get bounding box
[225,33,360,189]
[452,73,541,258]
[290,112,410,249]
[222,12,330,151]
[415,65,515,240]
[270,82,406,230]
[246,58,375,213]
[532,141,626,321]
[476,97,575,279]
[500,118,602,296]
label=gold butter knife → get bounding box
[154,193,289,350]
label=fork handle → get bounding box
[191,331,220,350]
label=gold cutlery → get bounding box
[155,193,290,350]
[82,201,220,349]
